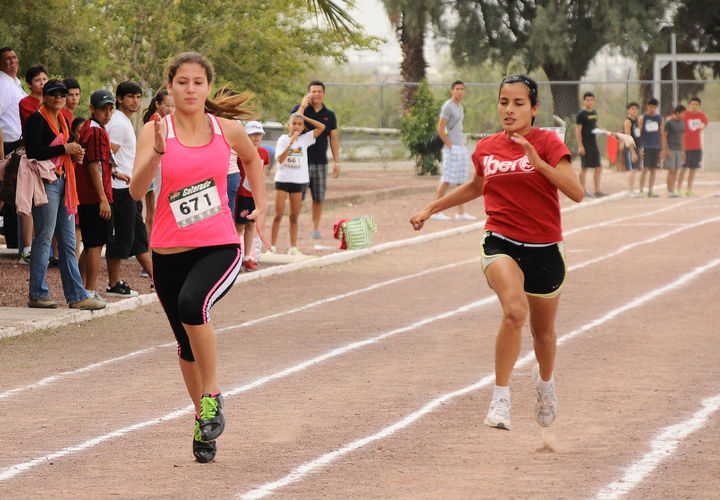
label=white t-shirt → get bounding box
[0,71,27,142]
[105,110,136,189]
[274,131,315,184]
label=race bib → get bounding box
[284,148,303,168]
[168,178,222,228]
[645,121,659,132]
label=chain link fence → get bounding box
[325,79,720,168]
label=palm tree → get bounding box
[382,0,444,109]
[305,0,362,40]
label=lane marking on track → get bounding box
[5,196,713,400]
[0,258,480,402]
[237,257,720,499]
[591,394,720,500]
[1,217,717,482]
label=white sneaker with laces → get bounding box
[532,364,558,427]
[288,246,303,256]
[484,397,511,430]
[455,213,477,221]
[430,212,452,221]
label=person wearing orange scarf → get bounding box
[22,79,105,310]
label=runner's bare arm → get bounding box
[130,117,164,200]
[511,133,584,202]
[410,173,484,230]
[220,118,271,248]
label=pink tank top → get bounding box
[150,113,241,249]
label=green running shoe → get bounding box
[199,393,225,441]
[193,417,217,463]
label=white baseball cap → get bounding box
[245,121,265,135]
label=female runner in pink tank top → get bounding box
[129,52,270,463]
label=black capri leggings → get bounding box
[152,244,242,361]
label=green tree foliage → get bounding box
[399,80,442,175]
[0,0,376,121]
[449,0,668,118]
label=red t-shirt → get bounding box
[60,108,75,134]
[683,111,708,151]
[19,95,41,128]
[237,146,270,198]
[471,128,571,243]
[76,119,113,205]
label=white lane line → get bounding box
[0,297,496,483]
[592,394,720,500]
[1,217,716,480]
[3,197,707,400]
[217,258,480,333]
[569,216,720,272]
[0,258,480,401]
[3,187,714,396]
[238,257,720,500]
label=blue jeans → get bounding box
[227,172,240,218]
[29,176,88,303]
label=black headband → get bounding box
[501,75,538,97]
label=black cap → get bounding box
[90,89,115,108]
[42,79,68,96]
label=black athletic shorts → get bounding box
[643,148,661,169]
[580,141,601,168]
[234,195,256,225]
[275,181,305,194]
[684,149,702,169]
[77,203,114,249]
[152,244,242,361]
[106,188,149,259]
[481,231,566,298]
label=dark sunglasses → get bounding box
[47,90,68,97]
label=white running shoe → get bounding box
[455,213,477,221]
[484,397,511,430]
[532,364,558,427]
[288,246,303,256]
[430,212,452,221]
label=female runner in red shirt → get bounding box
[410,75,584,431]
[130,52,269,462]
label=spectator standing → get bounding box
[0,47,27,251]
[272,109,325,254]
[639,97,667,198]
[430,80,476,221]
[19,65,47,126]
[291,81,340,239]
[75,90,116,294]
[141,88,174,239]
[61,78,81,126]
[663,105,686,197]
[622,102,643,196]
[575,92,607,197]
[678,96,708,197]
[16,64,47,261]
[105,81,151,296]
[23,79,104,310]
[236,120,269,271]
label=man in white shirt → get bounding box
[104,81,151,297]
[0,47,28,252]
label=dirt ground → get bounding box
[1,166,720,499]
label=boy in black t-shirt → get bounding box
[575,92,607,198]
